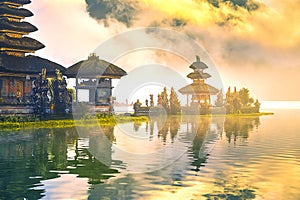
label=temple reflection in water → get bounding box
[0,115,262,199]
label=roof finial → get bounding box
[89,53,99,59]
[196,55,200,62]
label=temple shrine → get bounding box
[0,0,64,106]
[0,1,127,115]
[179,56,219,114]
[65,53,127,113]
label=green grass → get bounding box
[0,115,149,131]
[0,112,274,131]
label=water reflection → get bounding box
[224,116,260,143]
[0,114,275,199]
[0,127,120,199]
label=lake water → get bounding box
[0,109,300,199]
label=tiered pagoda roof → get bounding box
[0,54,65,76]
[189,55,208,70]
[65,54,127,79]
[187,71,211,79]
[179,82,219,95]
[0,4,33,18]
[179,56,218,95]
[0,0,31,6]
[0,17,37,32]
[0,0,65,76]
[0,0,44,57]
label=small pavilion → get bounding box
[64,53,127,112]
[179,56,218,113]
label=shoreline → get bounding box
[216,112,274,117]
[0,115,149,131]
[0,112,274,131]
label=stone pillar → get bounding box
[186,94,189,107]
[75,77,79,102]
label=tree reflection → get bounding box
[0,130,48,200]
[0,126,120,199]
[133,116,182,143]
[224,116,260,143]
[134,115,222,172]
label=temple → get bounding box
[179,56,219,114]
[0,0,64,105]
[65,53,127,113]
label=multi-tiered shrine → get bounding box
[179,56,219,114]
[0,0,64,105]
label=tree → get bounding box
[161,87,169,113]
[169,87,181,114]
[225,86,260,114]
[226,87,233,114]
[149,94,154,107]
[157,94,162,107]
[239,88,250,107]
[232,87,241,113]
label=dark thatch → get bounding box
[0,4,33,17]
[0,34,44,51]
[189,61,208,70]
[0,54,65,75]
[0,0,31,5]
[179,82,219,95]
[189,55,209,70]
[65,54,127,79]
[0,17,37,33]
[187,72,211,79]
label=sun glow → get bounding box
[139,0,249,29]
[260,101,300,110]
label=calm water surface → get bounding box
[0,109,300,200]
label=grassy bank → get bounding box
[0,115,149,131]
[221,112,274,117]
[0,112,273,131]
[179,112,274,118]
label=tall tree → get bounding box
[232,87,241,113]
[169,87,181,114]
[226,87,233,114]
[239,87,250,107]
[161,87,170,113]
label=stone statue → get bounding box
[32,68,49,116]
[55,69,63,81]
[53,68,69,114]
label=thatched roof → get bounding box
[189,62,208,70]
[0,4,33,17]
[0,54,65,75]
[0,0,31,5]
[65,54,127,79]
[179,82,219,95]
[0,34,44,51]
[189,55,209,70]
[187,72,211,79]
[0,17,37,33]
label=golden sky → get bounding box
[26,0,300,101]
